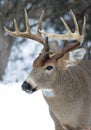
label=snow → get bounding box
[0,82,54,130]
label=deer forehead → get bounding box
[44,59,56,66]
[34,56,56,68]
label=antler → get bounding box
[4,9,86,64]
[51,41,80,60]
[4,9,45,45]
[39,9,86,43]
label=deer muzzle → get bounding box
[22,81,37,94]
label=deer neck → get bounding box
[42,65,90,102]
[42,70,66,98]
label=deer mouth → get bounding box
[21,81,38,94]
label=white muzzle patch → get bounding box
[26,77,38,89]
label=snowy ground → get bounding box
[0,82,54,130]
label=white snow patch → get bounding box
[0,82,54,130]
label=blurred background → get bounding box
[0,0,91,82]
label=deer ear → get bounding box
[65,48,86,67]
[69,48,86,61]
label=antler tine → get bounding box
[13,18,20,33]
[70,9,79,34]
[24,9,31,33]
[60,17,72,34]
[37,10,44,35]
[82,16,86,35]
[4,9,45,45]
[39,9,86,43]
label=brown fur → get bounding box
[43,60,91,130]
[26,54,91,130]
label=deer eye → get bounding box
[45,66,53,70]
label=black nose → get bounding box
[22,81,36,93]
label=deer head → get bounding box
[4,9,86,94]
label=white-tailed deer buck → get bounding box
[4,9,91,130]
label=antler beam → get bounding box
[39,9,86,43]
[51,41,80,60]
[4,9,45,45]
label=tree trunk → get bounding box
[0,25,13,80]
